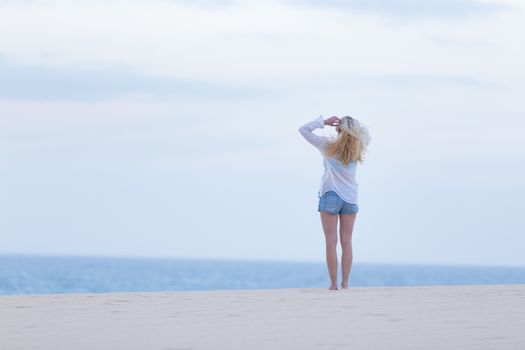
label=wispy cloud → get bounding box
[167,0,237,7]
[0,0,237,6]
[0,58,274,101]
[355,73,502,88]
[290,0,509,18]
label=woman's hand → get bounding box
[324,116,340,127]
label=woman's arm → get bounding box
[298,115,339,150]
[298,115,326,150]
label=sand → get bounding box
[1,284,524,349]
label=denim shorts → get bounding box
[318,191,359,215]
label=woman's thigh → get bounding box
[339,213,357,239]
[320,212,339,243]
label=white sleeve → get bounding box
[298,115,327,150]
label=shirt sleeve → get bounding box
[298,115,328,151]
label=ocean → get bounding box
[1,254,524,295]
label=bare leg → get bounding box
[320,211,339,290]
[339,213,357,289]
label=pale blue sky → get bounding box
[1,0,524,266]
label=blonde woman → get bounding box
[298,115,370,290]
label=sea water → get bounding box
[1,254,524,295]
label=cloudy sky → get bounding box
[1,0,524,266]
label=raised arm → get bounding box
[298,115,327,150]
[298,115,340,150]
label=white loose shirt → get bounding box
[298,115,361,205]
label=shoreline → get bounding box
[2,284,524,349]
[1,282,525,297]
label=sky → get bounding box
[1,0,524,266]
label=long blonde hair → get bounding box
[323,116,370,166]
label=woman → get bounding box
[298,115,370,290]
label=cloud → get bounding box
[0,58,274,101]
[353,73,501,88]
[290,0,509,18]
[0,0,237,6]
[167,0,237,7]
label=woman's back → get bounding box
[298,115,370,204]
[320,151,359,204]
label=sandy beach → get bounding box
[1,284,524,349]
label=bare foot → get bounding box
[341,283,348,289]
[329,284,338,290]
